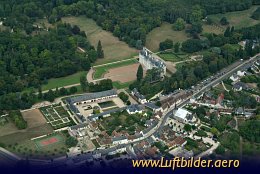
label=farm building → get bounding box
[67,89,117,105]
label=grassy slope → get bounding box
[146,22,189,52]
[208,5,260,29]
[62,16,138,65]
[41,71,86,91]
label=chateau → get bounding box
[139,47,167,78]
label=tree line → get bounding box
[0,0,258,48]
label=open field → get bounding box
[0,123,53,145]
[202,24,224,34]
[103,63,143,83]
[5,132,68,159]
[62,16,138,65]
[41,71,86,91]
[207,5,260,29]
[0,109,53,144]
[93,59,138,79]
[146,22,189,51]
[40,105,75,129]
[113,81,134,89]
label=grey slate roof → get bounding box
[132,88,146,100]
[67,89,117,104]
[88,107,126,121]
[145,102,160,110]
[112,136,127,142]
[70,123,88,130]
[127,104,144,113]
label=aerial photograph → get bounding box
[0,0,259,174]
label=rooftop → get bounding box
[67,89,117,104]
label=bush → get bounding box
[159,39,173,51]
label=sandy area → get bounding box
[104,63,146,83]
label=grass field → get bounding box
[5,132,68,159]
[41,71,86,91]
[158,52,189,62]
[146,22,189,52]
[34,133,64,149]
[62,16,138,65]
[113,81,134,89]
[207,5,260,29]
[93,59,138,79]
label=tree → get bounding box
[38,87,43,99]
[45,89,55,102]
[80,75,88,92]
[72,25,80,35]
[224,26,231,37]
[215,145,225,155]
[210,127,219,137]
[220,17,229,25]
[118,92,129,103]
[184,124,192,132]
[136,65,143,81]
[174,42,180,53]
[97,40,104,58]
[181,39,203,53]
[159,39,173,51]
[65,136,78,148]
[173,18,185,31]
[69,86,78,94]
[251,7,260,20]
[190,5,204,24]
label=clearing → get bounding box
[146,22,189,52]
[207,5,260,29]
[93,59,138,79]
[62,16,138,65]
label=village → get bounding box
[0,47,258,170]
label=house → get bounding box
[235,107,245,115]
[230,74,239,82]
[88,107,126,121]
[131,88,147,104]
[233,82,249,91]
[126,104,144,115]
[235,107,253,118]
[68,123,88,137]
[172,108,193,123]
[112,136,128,145]
[237,70,246,77]
[144,102,162,113]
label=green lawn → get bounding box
[93,59,138,79]
[41,71,86,91]
[207,5,260,29]
[146,22,190,52]
[62,16,137,65]
[113,81,134,89]
[158,52,189,62]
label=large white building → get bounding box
[139,47,166,78]
[173,108,193,123]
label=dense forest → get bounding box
[0,23,97,111]
[0,0,259,47]
[0,0,260,112]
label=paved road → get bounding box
[91,53,260,157]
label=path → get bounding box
[221,81,230,92]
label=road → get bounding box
[90,53,260,157]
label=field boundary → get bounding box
[93,57,137,68]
